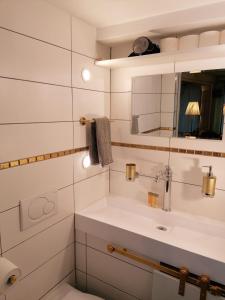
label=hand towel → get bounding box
[86,121,99,165]
[131,115,139,134]
[95,117,113,167]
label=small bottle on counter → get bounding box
[148,192,160,208]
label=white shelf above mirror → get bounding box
[95,44,225,69]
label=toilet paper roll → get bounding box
[199,30,220,47]
[160,37,178,52]
[179,34,199,50]
[0,257,21,294]
[220,30,225,44]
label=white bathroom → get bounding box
[1,0,225,299]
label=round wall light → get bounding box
[82,154,91,169]
[81,68,91,82]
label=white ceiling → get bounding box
[47,0,223,28]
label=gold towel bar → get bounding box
[79,117,114,126]
[107,244,225,298]
[79,117,95,126]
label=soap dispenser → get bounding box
[202,166,216,197]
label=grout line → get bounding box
[39,270,74,300]
[2,214,74,254]
[0,76,110,93]
[19,242,75,281]
[0,26,71,52]
[110,91,132,94]
[0,121,72,126]
[0,75,70,88]
[74,169,109,185]
[85,233,88,291]
[86,273,140,300]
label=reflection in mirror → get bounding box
[177,70,224,140]
[131,73,177,137]
[131,69,225,140]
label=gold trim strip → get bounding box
[0,146,88,171]
[112,142,225,158]
[107,244,225,297]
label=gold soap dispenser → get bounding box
[202,166,216,197]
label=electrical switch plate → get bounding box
[20,190,58,231]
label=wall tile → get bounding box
[72,17,96,58]
[160,112,174,128]
[41,271,75,300]
[132,93,161,115]
[161,74,176,93]
[74,172,109,212]
[87,234,153,273]
[111,92,131,120]
[132,75,161,94]
[0,78,72,123]
[87,275,138,300]
[111,41,133,59]
[76,242,86,272]
[74,151,109,183]
[161,94,175,113]
[6,244,74,300]
[75,230,86,245]
[75,270,87,292]
[72,15,110,59]
[74,122,87,148]
[72,52,110,92]
[171,181,225,222]
[0,185,74,252]
[0,0,71,49]
[0,28,71,85]
[0,156,73,212]
[73,88,109,121]
[87,247,153,299]
[0,122,73,162]
[110,170,165,208]
[111,146,169,177]
[4,215,74,277]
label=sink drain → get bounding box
[156,225,167,231]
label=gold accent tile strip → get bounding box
[111,142,225,158]
[0,146,88,171]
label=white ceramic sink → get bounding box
[76,194,225,283]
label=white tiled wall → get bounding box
[0,1,110,299]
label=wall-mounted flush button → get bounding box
[20,190,58,231]
[43,201,55,215]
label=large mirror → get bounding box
[131,69,225,140]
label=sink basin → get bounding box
[76,194,225,283]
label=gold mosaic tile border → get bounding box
[0,146,88,171]
[112,142,225,158]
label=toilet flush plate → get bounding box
[20,190,58,231]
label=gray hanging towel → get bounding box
[86,121,99,165]
[131,115,139,134]
[95,117,113,167]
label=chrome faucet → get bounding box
[154,165,172,211]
